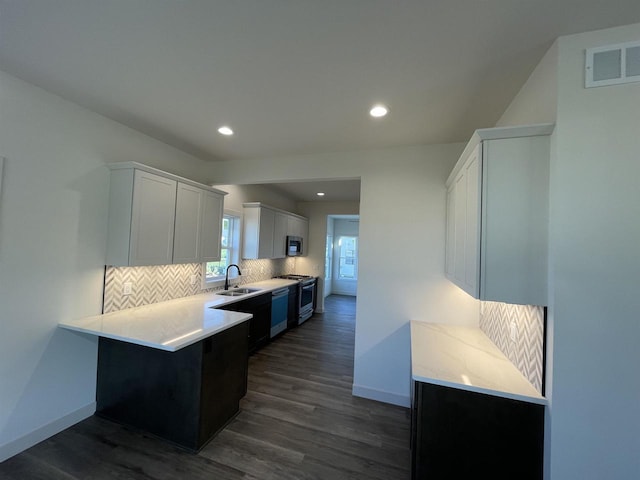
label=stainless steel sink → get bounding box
[217,288,261,297]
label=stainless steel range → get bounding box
[275,275,316,325]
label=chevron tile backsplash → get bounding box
[480,302,545,393]
[103,258,295,313]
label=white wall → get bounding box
[0,69,209,460]
[333,218,359,236]
[549,24,640,479]
[213,184,298,214]
[493,40,559,479]
[497,22,640,479]
[206,145,480,406]
[496,41,558,127]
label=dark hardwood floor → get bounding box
[0,295,411,479]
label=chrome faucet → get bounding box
[224,264,242,290]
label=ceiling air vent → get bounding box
[585,40,640,88]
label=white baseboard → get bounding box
[352,384,410,408]
[0,402,96,462]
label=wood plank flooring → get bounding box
[0,295,411,479]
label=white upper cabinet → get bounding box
[288,215,308,236]
[241,207,257,259]
[242,203,309,259]
[273,212,289,259]
[199,190,224,263]
[173,183,224,264]
[173,183,204,264]
[242,204,274,260]
[449,144,481,297]
[129,170,177,266]
[106,163,226,267]
[287,215,309,254]
[445,124,553,306]
[445,182,456,279]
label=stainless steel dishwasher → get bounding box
[270,287,289,338]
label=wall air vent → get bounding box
[585,40,640,88]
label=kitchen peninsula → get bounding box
[59,279,297,451]
[410,321,546,479]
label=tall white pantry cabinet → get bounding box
[106,162,226,267]
[445,124,553,306]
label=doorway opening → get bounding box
[324,215,359,298]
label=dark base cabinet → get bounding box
[96,321,249,452]
[287,284,298,329]
[217,293,271,353]
[411,382,544,480]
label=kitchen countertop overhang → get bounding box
[410,321,546,405]
[59,278,299,352]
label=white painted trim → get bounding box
[0,402,96,462]
[474,123,555,142]
[242,202,307,221]
[108,161,228,195]
[352,384,410,408]
[201,210,242,289]
[446,123,555,187]
[585,40,640,88]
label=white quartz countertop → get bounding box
[410,321,546,405]
[59,278,299,352]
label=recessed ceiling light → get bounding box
[369,104,388,118]
[218,126,234,136]
[317,192,325,197]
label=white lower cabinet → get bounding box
[106,163,226,267]
[445,124,553,306]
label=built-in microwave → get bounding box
[286,236,303,256]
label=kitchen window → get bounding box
[203,213,240,286]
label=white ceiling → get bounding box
[267,179,361,203]
[1,1,640,164]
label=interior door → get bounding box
[324,234,333,297]
[332,235,358,296]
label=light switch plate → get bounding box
[123,282,132,296]
[510,321,517,342]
